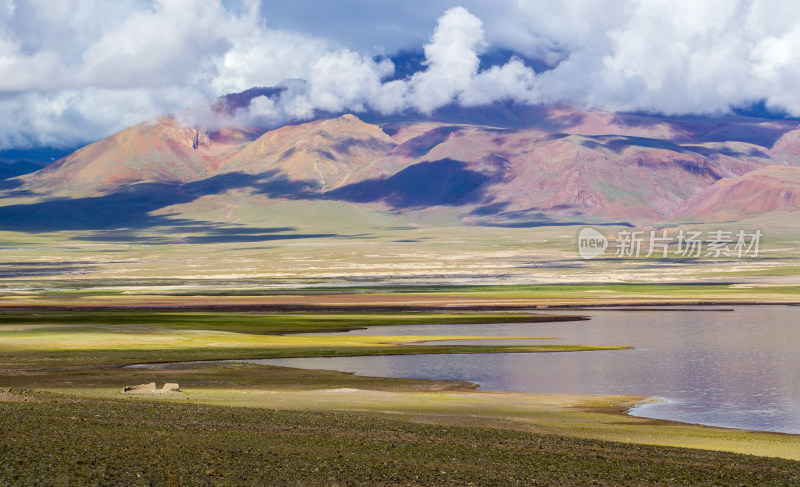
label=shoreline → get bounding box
[2,299,799,461]
[40,383,800,461]
[120,354,800,439]
[3,389,798,485]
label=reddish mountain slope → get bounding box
[364,122,778,219]
[679,165,800,219]
[219,114,396,189]
[8,103,800,225]
[23,118,239,194]
[769,128,800,165]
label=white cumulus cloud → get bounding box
[4,0,800,150]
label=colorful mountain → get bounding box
[5,98,800,229]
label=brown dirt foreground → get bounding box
[1,390,799,486]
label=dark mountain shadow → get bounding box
[581,135,694,155]
[434,102,555,130]
[695,121,794,147]
[204,227,294,235]
[0,172,323,233]
[542,108,587,131]
[392,126,462,158]
[70,226,307,244]
[469,202,511,216]
[71,232,176,243]
[216,86,287,113]
[480,220,632,228]
[358,101,553,130]
[0,146,77,166]
[472,208,633,228]
[0,160,48,180]
[681,145,771,159]
[326,159,490,208]
[0,178,24,191]
[181,226,341,244]
[184,232,341,244]
[644,112,797,147]
[609,112,673,127]
[0,169,367,242]
[0,172,266,232]
[731,99,800,121]
[0,261,100,278]
[577,136,723,179]
[252,173,320,199]
[331,136,396,155]
[609,110,799,147]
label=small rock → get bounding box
[162,383,180,392]
[122,382,157,393]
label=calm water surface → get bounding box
[255,306,800,434]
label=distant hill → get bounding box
[3,95,800,230]
[0,147,75,180]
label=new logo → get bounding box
[578,228,608,259]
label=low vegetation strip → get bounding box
[0,310,622,369]
[2,283,800,308]
[1,343,626,370]
[0,310,581,335]
[1,391,798,486]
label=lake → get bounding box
[253,306,800,434]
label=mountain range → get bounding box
[3,90,800,231]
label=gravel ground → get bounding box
[1,391,798,486]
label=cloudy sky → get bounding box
[2,0,800,149]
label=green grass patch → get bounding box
[0,310,576,335]
[0,310,619,369]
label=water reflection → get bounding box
[258,306,800,433]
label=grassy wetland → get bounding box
[1,300,799,485]
[1,222,799,484]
